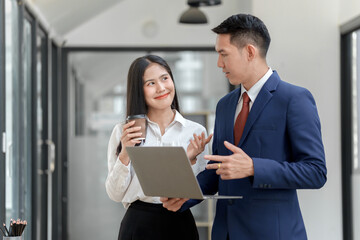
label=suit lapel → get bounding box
[238,71,280,146]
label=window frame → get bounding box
[0,0,6,226]
[340,16,360,240]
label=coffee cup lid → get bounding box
[127,114,146,120]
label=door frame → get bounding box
[34,24,50,240]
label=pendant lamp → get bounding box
[179,0,221,24]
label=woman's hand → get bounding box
[160,197,189,212]
[118,120,143,165]
[187,132,213,165]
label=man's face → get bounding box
[215,34,250,86]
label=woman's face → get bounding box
[143,63,175,112]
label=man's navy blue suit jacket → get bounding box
[183,71,327,240]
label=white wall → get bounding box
[339,0,360,25]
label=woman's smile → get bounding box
[155,92,170,100]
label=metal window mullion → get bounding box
[0,0,6,226]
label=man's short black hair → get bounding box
[212,14,271,58]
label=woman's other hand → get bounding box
[187,132,213,165]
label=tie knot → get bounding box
[242,92,250,104]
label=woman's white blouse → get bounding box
[105,110,209,209]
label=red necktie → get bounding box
[234,92,250,146]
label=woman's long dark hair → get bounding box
[116,55,180,155]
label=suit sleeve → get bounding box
[252,89,327,189]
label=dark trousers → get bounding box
[118,200,199,240]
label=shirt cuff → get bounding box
[113,156,131,173]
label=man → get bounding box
[161,14,327,240]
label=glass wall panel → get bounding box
[67,51,227,240]
[0,0,6,226]
[5,0,20,225]
[3,1,51,239]
[21,16,33,239]
[34,29,48,240]
[5,3,36,239]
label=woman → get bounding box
[105,55,212,240]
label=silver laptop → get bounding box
[126,146,243,200]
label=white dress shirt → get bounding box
[234,68,273,124]
[105,110,209,209]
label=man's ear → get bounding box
[246,44,257,61]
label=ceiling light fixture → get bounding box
[179,0,221,24]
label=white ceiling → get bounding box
[28,0,122,35]
[26,0,249,46]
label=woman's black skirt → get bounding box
[118,200,199,240]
